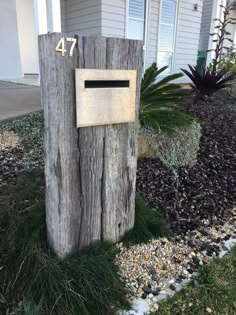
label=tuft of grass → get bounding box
[149,246,236,315]
[0,169,130,315]
[123,195,173,245]
[0,170,173,315]
[15,302,43,315]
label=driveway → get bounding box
[0,81,41,123]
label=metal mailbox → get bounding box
[75,69,137,127]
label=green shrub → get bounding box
[0,112,44,170]
[1,170,172,315]
[140,63,194,133]
[0,170,130,315]
[140,121,202,168]
[123,195,173,245]
[15,302,43,315]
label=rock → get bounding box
[142,286,151,294]
[176,277,183,284]
[169,284,176,291]
[141,293,147,299]
[152,288,161,296]
[222,246,229,251]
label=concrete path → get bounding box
[0,81,41,123]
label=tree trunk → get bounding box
[39,33,143,257]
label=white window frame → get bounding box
[157,0,179,74]
[126,0,149,70]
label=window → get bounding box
[127,0,147,41]
[127,0,147,69]
[157,0,177,73]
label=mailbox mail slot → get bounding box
[75,69,137,127]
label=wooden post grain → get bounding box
[39,33,143,257]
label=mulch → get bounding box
[136,92,236,233]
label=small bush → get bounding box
[140,63,194,133]
[0,112,44,170]
[140,121,202,168]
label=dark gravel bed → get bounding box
[136,92,236,233]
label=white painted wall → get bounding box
[0,0,22,79]
[101,0,126,37]
[62,0,102,35]
[16,0,39,75]
[174,0,203,73]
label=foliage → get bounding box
[0,170,172,315]
[208,0,236,72]
[218,45,236,73]
[0,112,43,138]
[0,112,44,170]
[181,65,236,100]
[143,121,202,168]
[181,1,236,101]
[0,170,130,315]
[123,195,173,245]
[15,302,43,315]
[140,63,194,133]
[148,246,236,315]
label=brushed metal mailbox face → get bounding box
[75,69,137,127]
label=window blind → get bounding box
[129,0,146,19]
[158,0,177,73]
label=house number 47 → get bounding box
[55,37,77,57]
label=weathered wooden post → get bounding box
[39,33,142,257]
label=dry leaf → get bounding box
[206,307,212,313]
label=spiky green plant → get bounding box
[123,195,173,245]
[140,63,193,133]
[0,170,130,315]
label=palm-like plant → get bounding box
[140,63,193,132]
[181,65,236,100]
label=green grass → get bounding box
[149,246,236,315]
[0,170,172,315]
[123,195,173,245]
[0,169,129,315]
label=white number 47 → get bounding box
[55,37,77,57]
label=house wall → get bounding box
[146,0,160,68]
[61,0,66,32]
[174,0,203,73]
[224,9,236,49]
[62,0,203,80]
[199,0,214,53]
[16,0,39,75]
[101,0,126,37]
[0,0,22,79]
[62,0,102,35]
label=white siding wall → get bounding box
[61,0,66,32]
[146,0,159,68]
[63,0,102,35]
[174,0,203,74]
[62,0,203,81]
[199,0,214,52]
[101,0,126,37]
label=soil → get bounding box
[136,92,236,233]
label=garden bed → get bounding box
[137,91,236,233]
[0,91,236,315]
